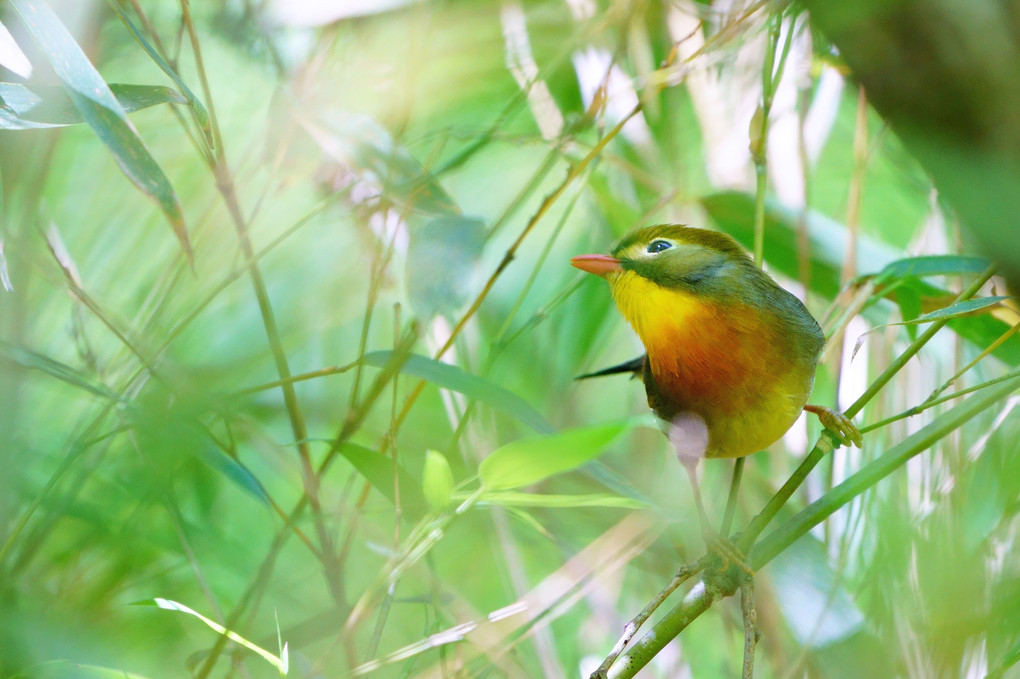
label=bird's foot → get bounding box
[702,528,753,580]
[804,405,863,447]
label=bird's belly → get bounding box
[642,311,815,459]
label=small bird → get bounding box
[571,224,860,543]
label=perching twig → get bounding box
[740,577,760,679]
[591,557,709,679]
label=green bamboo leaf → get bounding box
[878,254,993,280]
[0,341,117,400]
[128,392,269,505]
[337,443,427,516]
[422,449,454,511]
[479,421,632,491]
[852,297,1011,361]
[0,82,185,129]
[192,441,270,506]
[475,490,649,509]
[9,0,192,263]
[894,285,923,340]
[105,0,212,145]
[503,505,554,538]
[905,296,1010,323]
[362,351,554,434]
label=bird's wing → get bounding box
[575,355,646,380]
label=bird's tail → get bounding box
[575,355,645,380]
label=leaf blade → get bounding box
[9,0,192,262]
[479,421,632,491]
[362,351,554,434]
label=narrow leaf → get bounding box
[9,0,192,262]
[0,82,184,129]
[362,351,554,434]
[192,442,270,506]
[852,297,1011,361]
[105,0,212,144]
[338,443,427,517]
[479,421,632,491]
[476,490,649,509]
[878,254,993,280]
[905,296,1009,323]
[422,450,454,511]
[0,341,116,400]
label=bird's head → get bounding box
[570,224,753,296]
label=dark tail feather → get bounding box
[576,355,645,380]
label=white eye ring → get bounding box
[646,239,673,254]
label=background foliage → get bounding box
[0,1,1018,678]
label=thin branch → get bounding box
[590,558,708,679]
[737,263,996,553]
[610,367,1020,678]
[740,578,759,679]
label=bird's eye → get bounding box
[647,239,673,254]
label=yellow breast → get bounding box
[607,270,810,457]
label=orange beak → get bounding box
[570,254,622,277]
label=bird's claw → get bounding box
[805,405,863,447]
[702,529,754,580]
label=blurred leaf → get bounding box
[582,457,659,507]
[299,110,457,216]
[9,0,192,262]
[0,238,10,291]
[17,661,152,678]
[503,505,554,539]
[479,420,631,490]
[877,254,993,280]
[0,341,116,400]
[769,536,865,647]
[266,0,416,26]
[476,490,648,508]
[422,449,454,511]
[337,442,427,517]
[105,0,212,145]
[128,394,269,505]
[406,214,486,319]
[701,190,900,299]
[141,598,288,674]
[0,82,185,129]
[193,441,270,506]
[362,351,554,434]
[0,20,32,78]
[987,639,1020,679]
[893,285,922,340]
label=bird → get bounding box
[570,224,861,550]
